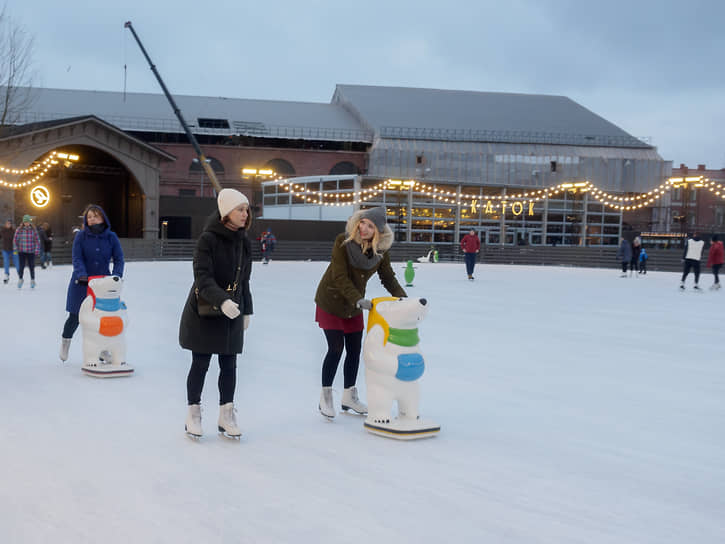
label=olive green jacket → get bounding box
[315,232,407,319]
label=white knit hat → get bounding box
[217,188,249,218]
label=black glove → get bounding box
[76,276,88,285]
[356,298,372,310]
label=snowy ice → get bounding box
[1,260,723,543]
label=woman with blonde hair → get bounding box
[313,206,407,419]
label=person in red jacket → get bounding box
[460,229,481,280]
[706,234,724,290]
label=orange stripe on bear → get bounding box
[99,316,124,336]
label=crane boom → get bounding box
[124,21,221,193]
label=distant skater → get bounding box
[460,229,481,280]
[706,234,724,290]
[616,237,632,277]
[680,232,704,290]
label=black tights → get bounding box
[62,313,79,339]
[321,329,363,388]
[186,352,237,405]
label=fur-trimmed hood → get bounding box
[345,209,394,253]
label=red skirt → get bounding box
[315,305,364,333]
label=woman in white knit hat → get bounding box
[179,188,254,438]
[313,206,407,419]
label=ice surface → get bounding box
[1,261,723,543]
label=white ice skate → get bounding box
[218,402,242,438]
[185,404,202,438]
[3,274,8,284]
[341,386,367,415]
[59,338,71,362]
[319,386,336,419]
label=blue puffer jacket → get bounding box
[65,207,124,314]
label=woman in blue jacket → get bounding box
[59,204,124,361]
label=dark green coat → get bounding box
[315,233,406,319]
[179,212,253,354]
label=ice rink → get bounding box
[1,260,723,543]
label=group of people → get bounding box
[680,232,724,290]
[177,191,406,437]
[52,194,725,439]
[618,232,724,290]
[617,236,649,276]
[0,216,54,288]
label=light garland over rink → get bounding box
[271,175,724,212]
[0,151,79,189]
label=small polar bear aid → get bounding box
[78,275,132,377]
[363,296,439,439]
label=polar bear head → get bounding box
[88,275,123,305]
[367,297,428,345]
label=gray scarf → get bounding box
[345,241,382,270]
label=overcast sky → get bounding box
[6,0,724,169]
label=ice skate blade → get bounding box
[318,405,335,420]
[364,418,440,440]
[341,406,367,416]
[185,427,202,440]
[218,427,242,439]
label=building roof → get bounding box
[332,84,650,148]
[0,114,176,160]
[16,87,372,143]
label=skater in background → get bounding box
[616,237,632,277]
[680,232,705,290]
[638,246,648,274]
[60,205,124,361]
[314,206,407,419]
[13,215,41,289]
[260,228,276,264]
[38,222,53,269]
[1,218,19,284]
[179,189,253,438]
[630,236,642,276]
[460,229,481,280]
[706,234,724,290]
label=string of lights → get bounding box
[270,175,724,212]
[0,151,80,189]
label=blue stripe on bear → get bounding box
[396,353,425,381]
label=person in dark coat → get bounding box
[616,237,632,277]
[314,206,407,419]
[60,205,124,361]
[179,188,253,438]
[39,222,53,268]
[1,218,19,284]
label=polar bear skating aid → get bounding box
[363,296,440,439]
[78,275,133,378]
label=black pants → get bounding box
[321,329,363,388]
[62,313,80,339]
[18,253,36,280]
[713,264,722,284]
[621,262,628,273]
[186,352,237,405]
[681,259,701,283]
[464,253,477,276]
[639,260,647,274]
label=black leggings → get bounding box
[682,259,701,283]
[321,329,363,388]
[713,264,722,284]
[62,313,79,339]
[186,352,237,405]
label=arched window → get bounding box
[189,156,225,174]
[329,161,360,175]
[264,158,295,177]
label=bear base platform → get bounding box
[364,417,440,440]
[81,362,134,378]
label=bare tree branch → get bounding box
[0,6,36,128]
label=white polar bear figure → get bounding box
[78,275,133,378]
[363,296,440,439]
